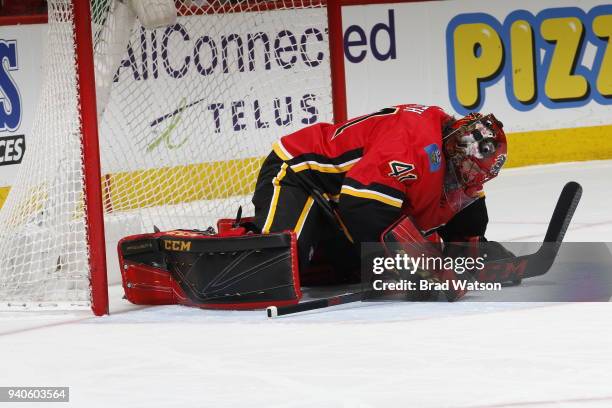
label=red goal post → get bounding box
[73,0,109,316]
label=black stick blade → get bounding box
[544,181,582,243]
[477,181,583,283]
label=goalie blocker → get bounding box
[118,218,302,310]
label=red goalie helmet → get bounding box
[441,113,507,212]
[443,112,507,188]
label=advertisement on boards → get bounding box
[341,0,612,165]
[0,24,45,191]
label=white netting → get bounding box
[0,0,333,310]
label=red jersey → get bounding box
[271,104,459,241]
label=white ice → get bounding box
[1,160,612,408]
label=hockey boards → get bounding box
[266,181,583,317]
[474,181,582,283]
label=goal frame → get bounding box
[0,0,435,315]
[75,0,349,315]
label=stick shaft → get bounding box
[267,292,363,317]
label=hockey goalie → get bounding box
[119,104,512,309]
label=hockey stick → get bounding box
[474,181,582,283]
[267,291,363,318]
[284,166,345,232]
[266,182,582,318]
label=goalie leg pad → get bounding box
[119,229,301,309]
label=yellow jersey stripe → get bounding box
[262,163,288,233]
[290,159,358,174]
[272,141,292,161]
[340,185,403,208]
[294,196,315,239]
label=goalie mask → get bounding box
[442,113,507,211]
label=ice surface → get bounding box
[1,160,612,408]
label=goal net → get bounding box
[0,0,334,313]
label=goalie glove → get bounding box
[381,216,468,301]
[124,0,177,29]
[443,237,515,262]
